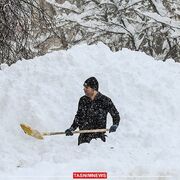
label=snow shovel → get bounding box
[20,123,109,140]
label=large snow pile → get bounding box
[0,43,180,179]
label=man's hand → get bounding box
[65,128,73,136]
[109,125,118,133]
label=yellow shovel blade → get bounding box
[20,123,44,140]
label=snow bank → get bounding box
[0,43,180,179]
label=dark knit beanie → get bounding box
[84,77,99,91]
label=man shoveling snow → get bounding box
[65,77,120,145]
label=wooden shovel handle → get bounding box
[43,129,109,136]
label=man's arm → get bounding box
[65,98,84,136]
[108,98,120,125]
[70,97,84,130]
[107,98,120,133]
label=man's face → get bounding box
[83,86,94,97]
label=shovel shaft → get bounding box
[20,123,110,140]
[42,128,109,136]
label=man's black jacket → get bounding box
[70,92,120,145]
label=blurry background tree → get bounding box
[0,0,67,65]
[0,0,180,65]
[52,0,180,62]
[52,0,180,61]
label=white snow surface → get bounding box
[0,43,180,179]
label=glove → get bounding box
[109,125,118,133]
[65,128,73,136]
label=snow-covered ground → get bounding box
[0,43,180,180]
